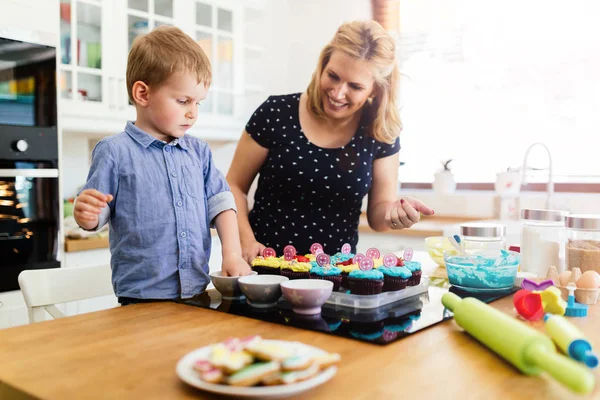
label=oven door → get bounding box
[0,165,59,292]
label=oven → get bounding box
[0,35,59,292]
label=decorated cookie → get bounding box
[279,363,320,384]
[209,344,254,374]
[222,335,262,352]
[281,355,314,371]
[312,352,341,370]
[193,360,224,383]
[227,361,281,387]
[246,340,295,361]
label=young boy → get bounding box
[74,26,251,305]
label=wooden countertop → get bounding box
[0,259,598,399]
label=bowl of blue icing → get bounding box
[443,249,520,291]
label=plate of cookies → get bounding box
[176,335,340,398]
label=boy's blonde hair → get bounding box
[306,21,401,144]
[126,25,211,103]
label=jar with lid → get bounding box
[460,223,507,251]
[520,209,568,277]
[565,214,600,274]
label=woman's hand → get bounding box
[384,197,434,229]
[241,239,266,264]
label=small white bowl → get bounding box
[281,279,333,315]
[238,274,289,308]
[209,271,257,300]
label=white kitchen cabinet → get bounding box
[57,0,266,139]
[58,0,127,132]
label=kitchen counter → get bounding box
[0,258,598,399]
[358,213,488,237]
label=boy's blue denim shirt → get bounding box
[79,121,236,299]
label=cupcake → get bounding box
[405,261,422,286]
[309,262,343,291]
[303,253,316,262]
[379,266,411,292]
[330,251,354,265]
[280,260,312,280]
[295,254,311,263]
[347,268,384,295]
[250,256,281,275]
[337,261,359,288]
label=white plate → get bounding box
[176,339,338,399]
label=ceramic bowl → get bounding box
[424,236,453,267]
[210,271,257,300]
[238,274,289,308]
[281,279,333,315]
[443,249,520,291]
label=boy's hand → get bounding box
[74,189,113,230]
[221,254,253,277]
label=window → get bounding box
[396,0,600,184]
[195,1,235,116]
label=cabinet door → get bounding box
[58,0,112,115]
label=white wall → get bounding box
[0,0,58,45]
[263,0,372,96]
[61,135,92,198]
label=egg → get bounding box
[559,271,572,286]
[576,270,600,289]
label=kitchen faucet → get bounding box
[521,142,554,209]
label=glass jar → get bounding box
[460,223,507,251]
[565,214,600,274]
[520,209,568,276]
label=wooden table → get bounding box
[1,268,599,399]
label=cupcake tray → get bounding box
[325,277,430,309]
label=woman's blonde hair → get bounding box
[306,20,401,144]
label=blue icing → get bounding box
[378,266,411,279]
[328,320,342,331]
[310,265,342,276]
[404,261,422,272]
[350,329,384,340]
[349,269,384,280]
[330,252,354,264]
[385,319,413,332]
[446,254,519,289]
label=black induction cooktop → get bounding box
[196,278,516,345]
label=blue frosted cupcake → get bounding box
[347,269,384,295]
[309,261,342,291]
[378,266,411,292]
[330,252,354,265]
[405,261,422,286]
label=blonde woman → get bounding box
[227,20,434,261]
